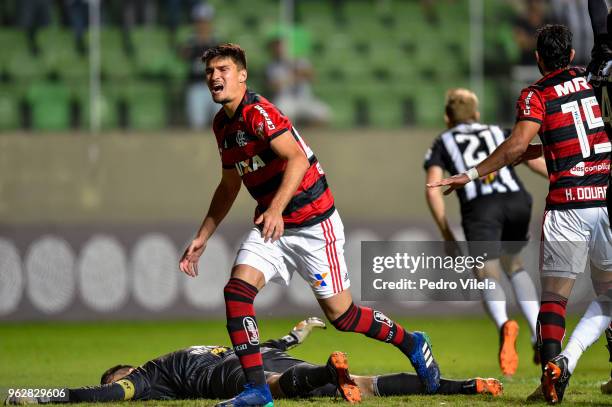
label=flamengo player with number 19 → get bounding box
[428,24,612,403]
[517,68,610,208]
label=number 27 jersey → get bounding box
[516,67,611,210]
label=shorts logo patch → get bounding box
[243,316,260,345]
[313,273,328,287]
[373,311,394,328]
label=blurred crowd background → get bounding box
[0,0,598,132]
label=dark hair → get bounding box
[100,364,133,385]
[536,24,573,71]
[202,43,247,70]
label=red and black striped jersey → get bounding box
[213,90,335,228]
[516,67,611,209]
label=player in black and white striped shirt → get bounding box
[424,88,548,377]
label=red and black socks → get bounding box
[224,278,266,386]
[331,303,415,356]
[537,291,568,369]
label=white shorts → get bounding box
[234,210,350,299]
[541,207,612,278]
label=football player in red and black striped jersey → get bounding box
[429,24,611,404]
[179,43,441,406]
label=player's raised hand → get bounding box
[427,173,470,195]
[179,237,207,277]
[255,208,284,242]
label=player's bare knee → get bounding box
[541,276,575,298]
[474,259,502,281]
[592,279,612,298]
[229,265,266,290]
[318,290,354,324]
[500,254,523,276]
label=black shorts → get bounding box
[206,347,307,399]
[461,191,532,259]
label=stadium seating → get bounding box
[123,81,168,130]
[26,81,72,131]
[0,84,21,130]
[0,0,518,131]
[99,29,137,79]
[71,83,119,130]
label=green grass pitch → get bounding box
[1,316,609,406]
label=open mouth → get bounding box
[212,83,224,94]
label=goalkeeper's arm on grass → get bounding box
[5,366,149,404]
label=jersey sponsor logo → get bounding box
[254,105,276,130]
[554,77,590,97]
[373,311,394,328]
[523,91,534,115]
[569,161,610,177]
[243,316,260,345]
[569,162,585,176]
[481,171,499,184]
[313,273,328,287]
[235,155,266,176]
[236,130,247,147]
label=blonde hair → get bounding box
[445,88,479,125]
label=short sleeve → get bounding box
[515,87,544,124]
[246,103,291,141]
[423,138,447,171]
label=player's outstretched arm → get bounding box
[255,131,309,242]
[4,383,134,404]
[428,120,540,194]
[425,166,456,241]
[179,168,242,277]
[261,317,327,350]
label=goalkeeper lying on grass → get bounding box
[5,318,502,405]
